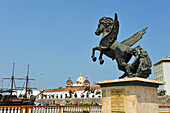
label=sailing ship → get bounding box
[0,63,43,106]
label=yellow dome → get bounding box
[76,73,85,84]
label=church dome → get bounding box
[75,73,85,85]
[66,76,73,87]
[84,76,90,86]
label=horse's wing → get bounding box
[121,27,148,47]
[99,13,119,50]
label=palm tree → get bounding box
[30,95,35,98]
[43,94,47,99]
[74,93,77,98]
[84,86,95,98]
[40,93,44,99]
[51,94,54,98]
[90,88,95,93]
[95,90,101,95]
[48,94,53,98]
[81,93,84,98]
[68,90,74,98]
[19,93,23,98]
[65,94,68,98]
[27,88,33,98]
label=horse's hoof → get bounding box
[119,76,124,79]
[100,60,104,65]
[119,73,127,79]
[92,57,97,62]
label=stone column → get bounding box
[94,77,165,113]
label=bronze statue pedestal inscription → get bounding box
[111,89,125,112]
[94,77,165,113]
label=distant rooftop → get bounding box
[153,56,170,66]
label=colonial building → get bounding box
[153,56,170,95]
[36,73,101,105]
[40,86,101,99]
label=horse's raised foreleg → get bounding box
[91,46,99,62]
[99,52,104,65]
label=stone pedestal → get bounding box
[94,77,165,113]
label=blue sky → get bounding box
[0,0,170,90]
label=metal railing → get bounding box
[0,105,102,113]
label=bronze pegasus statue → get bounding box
[91,13,152,78]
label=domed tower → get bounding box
[66,76,73,88]
[84,76,90,87]
[74,73,85,87]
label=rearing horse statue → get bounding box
[91,13,152,78]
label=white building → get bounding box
[153,56,170,95]
[40,86,101,99]
[37,73,101,100]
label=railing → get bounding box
[159,106,170,113]
[1,105,169,113]
[0,105,102,113]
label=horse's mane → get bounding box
[99,17,113,26]
[99,17,114,32]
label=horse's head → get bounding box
[95,17,114,36]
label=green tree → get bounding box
[51,94,54,98]
[83,86,95,98]
[48,94,51,98]
[68,90,74,98]
[30,95,35,98]
[74,93,77,98]
[40,93,44,99]
[43,94,47,98]
[19,93,23,98]
[27,88,33,98]
[95,90,101,95]
[65,94,68,98]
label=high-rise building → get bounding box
[153,56,170,95]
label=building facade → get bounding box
[153,56,170,95]
[36,73,102,105]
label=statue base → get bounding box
[94,77,165,113]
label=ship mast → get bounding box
[10,63,15,98]
[25,64,29,98]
